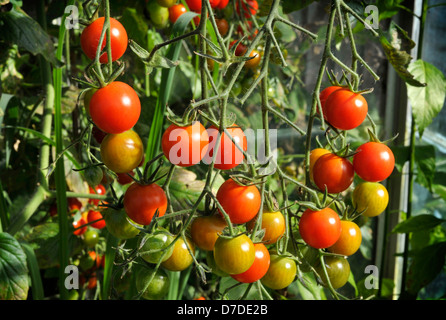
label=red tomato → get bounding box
[299,208,342,249]
[168,4,187,24]
[215,18,229,37]
[186,0,201,12]
[89,81,141,134]
[88,184,106,206]
[231,243,270,283]
[123,182,168,225]
[312,153,354,194]
[203,125,247,170]
[80,17,128,63]
[319,86,342,118]
[116,171,135,185]
[161,121,209,167]
[73,217,88,236]
[229,40,248,57]
[236,0,259,18]
[244,50,261,70]
[190,215,227,251]
[353,142,395,182]
[309,148,331,182]
[87,210,106,229]
[216,178,261,224]
[217,0,229,10]
[324,88,368,130]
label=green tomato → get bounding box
[103,207,141,240]
[84,165,104,188]
[83,229,100,248]
[135,266,170,300]
[139,230,175,264]
[147,2,169,29]
[314,256,351,289]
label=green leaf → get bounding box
[282,0,317,14]
[120,7,149,48]
[432,172,446,201]
[390,145,409,173]
[0,7,62,67]
[392,214,446,234]
[379,22,425,87]
[414,145,436,191]
[407,60,446,137]
[0,232,29,300]
[406,241,446,296]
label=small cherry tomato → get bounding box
[328,220,362,256]
[236,0,259,18]
[353,142,395,182]
[169,4,187,24]
[248,211,285,244]
[80,17,128,63]
[244,50,261,70]
[261,253,296,290]
[103,207,141,240]
[312,153,354,194]
[190,215,227,251]
[88,184,106,206]
[318,86,342,118]
[139,230,175,264]
[135,266,170,300]
[324,88,368,130]
[352,182,389,217]
[83,229,100,248]
[216,18,229,36]
[231,243,270,283]
[217,0,229,10]
[161,237,195,271]
[309,148,331,182]
[147,1,170,28]
[213,234,255,275]
[87,209,106,229]
[299,207,341,249]
[73,217,88,236]
[123,182,168,226]
[216,178,261,224]
[315,256,351,289]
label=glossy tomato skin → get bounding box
[161,122,209,167]
[352,182,389,217]
[87,210,106,229]
[88,184,106,206]
[100,130,144,174]
[191,215,227,251]
[261,253,296,290]
[161,237,195,271]
[169,4,187,23]
[216,18,229,36]
[135,266,170,300]
[213,234,255,275]
[216,178,261,224]
[319,86,342,118]
[315,256,351,289]
[217,0,229,9]
[328,220,362,256]
[231,243,270,283]
[103,207,140,240]
[186,0,201,12]
[140,230,175,264]
[353,142,395,182]
[313,153,354,194]
[203,125,247,170]
[236,0,259,18]
[80,17,128,63]
[244,50,261,70]
[89,82,141,134]
[83,229,100,248]
[299,208,342,249]
[147,1,169,28]
[248,211,285,244]
[309,148,331,182]
[123,183,168,225]
[229,40,248,57]
[324,88,368,130]
[73,217,88,236]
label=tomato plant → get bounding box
[123,182,168,225]
[299,208,342,249]
[216,178,261,224]
[89,81,141,134]
[353,142,395,182]
[80,17,128,63]
[213,234,255,275]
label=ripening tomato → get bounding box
[203,125,247,170]
[312,153,354,194]
[88,184,106,206]
[87,209,106,229]
[213,234,255,275]
[309,148,331,182]
[161,122,209,167]
[216,178,261,224]
[353,142,395,182]
[190,215,227,251]
[73,217,88,236]
[161,237,195,271]
[229,40,248,57]
[123,182,168,225]
[236,0,259,18]
[83,229,100,248]
[80,17,128,63]
[324,88,368,130]
[244,50,261,70]
[318,86,342,118]
[100,130,144,173]
[231,243,270,283]
[248,211,285,244]
[139,230,175,264]
[328,220,362,256]
[216,18,229,36]
[102,207,141,240]
[299,207,341,249]
[169,4,187,23]
[135,266,170,300]
[315,256,351,289]
[89,82,141,134]
[352,182,389,217]
[261,253,296,290]
[156,0,177,8]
